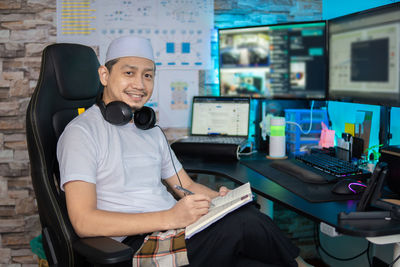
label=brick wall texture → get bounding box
[0,0,321,264]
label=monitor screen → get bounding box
[191,96,250,137]
[218,21,327,100]
[328,3,400,107]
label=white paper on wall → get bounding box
[157,70,199,128]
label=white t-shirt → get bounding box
[57,105,181,240]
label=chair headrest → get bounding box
[50,43,101,100]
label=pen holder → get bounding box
[268,117,286,159]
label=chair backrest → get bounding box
[26,43,102,266]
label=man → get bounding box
[57,36,310,266]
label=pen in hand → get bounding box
[174,185,214,207]
[174,185,194,195]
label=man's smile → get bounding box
[124,90,147,101]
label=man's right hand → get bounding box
[64,180,212,237]
[169,194,211,228]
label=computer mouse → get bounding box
[331,179,367,195]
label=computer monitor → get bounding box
[328,2,400,107]
[190,96,250,137]
[218,21,327,100]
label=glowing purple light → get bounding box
[348,182,367,194]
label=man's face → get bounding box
[98,56,155,111]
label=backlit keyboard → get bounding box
[295,153,366,178]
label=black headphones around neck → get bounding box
[96,92,156,130]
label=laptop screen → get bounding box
[190,96,250,137]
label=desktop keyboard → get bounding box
[295,153,366,178]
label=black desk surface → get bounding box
[180,152,400,238]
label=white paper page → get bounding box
[211,182,251,207]
[185,184,253,239]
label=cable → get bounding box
[239,150,258,156]
[325,100,333,128]
[366,240,372,266]
[314,223,371,263]
[285,100,315,135]
[323,100,342,139]
[238,141,256,157]
[156,125,185,191]
[314,222,323,260]
[389,253,400,267]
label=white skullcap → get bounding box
[105,36,154,64]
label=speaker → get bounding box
[96,92,156,129]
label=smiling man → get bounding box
[99,58,154,110]
[57,36,310,267]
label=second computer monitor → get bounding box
[219,21,327,100]
[328,2,400,107]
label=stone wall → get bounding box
[0,0,56,265]
[0,0,322,264]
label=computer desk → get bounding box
[180,152,400,265]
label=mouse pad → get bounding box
[241,160,362,203]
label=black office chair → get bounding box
[26,43,134,266]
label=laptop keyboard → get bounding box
[180,136,247,145]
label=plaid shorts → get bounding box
[132,228,189,267]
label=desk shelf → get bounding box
[285,109,328,155]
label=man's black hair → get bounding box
[104,58,119,73]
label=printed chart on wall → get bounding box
[157,70,198,128]
[56,0,214,69]
[56,0,212,127]
[56,0,98,44]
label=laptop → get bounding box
[177,96,250,148]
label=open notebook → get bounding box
[178,96,250,147]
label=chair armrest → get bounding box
[73,236,134,264]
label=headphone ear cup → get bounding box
[104,101,133,126]
[134,106,156,130]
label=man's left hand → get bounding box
[218,186,230,197]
